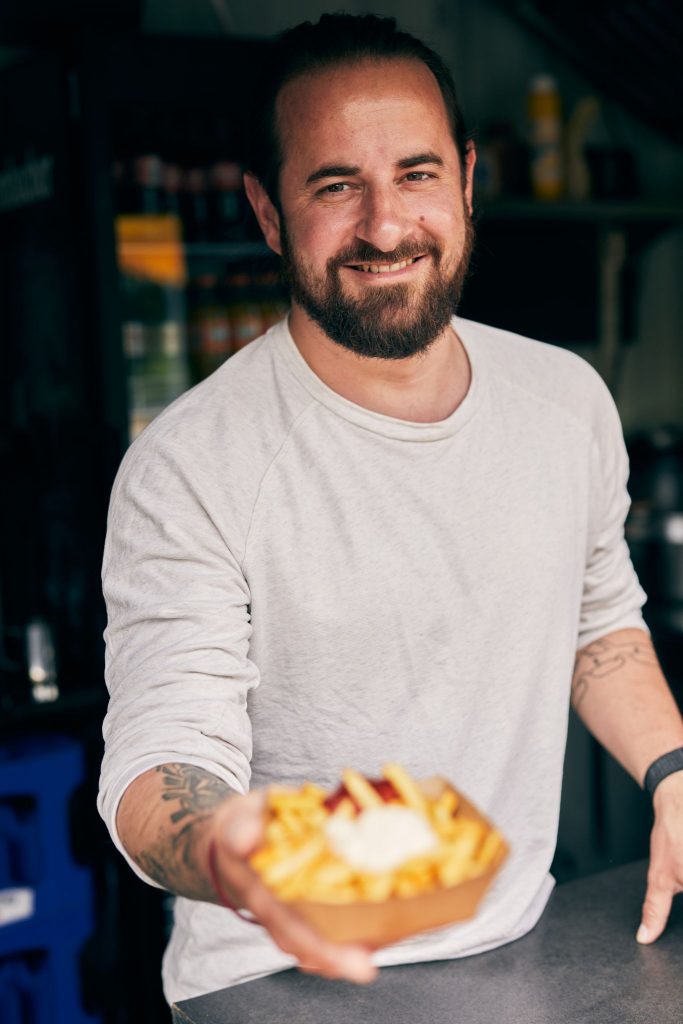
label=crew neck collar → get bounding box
[275,316,484,442]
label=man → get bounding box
[99,13,683,1005]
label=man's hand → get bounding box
[637,771,683,944]
[207,790,377,983]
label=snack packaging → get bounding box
[250,767,509,947]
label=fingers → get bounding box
[247,886,376,983]
[214,797,377,983]
[238,867,376,982]
[221,790,267,857]
[637,875,674,944]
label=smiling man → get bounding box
[99,14,683,1006]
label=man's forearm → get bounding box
[571,628,683,785]
[116,763,234,901]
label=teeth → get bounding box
[356,257,419,273]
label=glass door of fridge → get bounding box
[111,149,288,440]
[106,45,290,442]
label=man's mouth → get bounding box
[346,256,424,274]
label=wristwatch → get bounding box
[644,746,683,797]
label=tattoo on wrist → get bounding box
[134,763,232,898]
[571,635,657,709]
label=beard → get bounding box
[280,213,474,360]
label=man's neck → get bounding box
[287,305,471,424]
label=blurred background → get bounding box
[1,1,682,1020]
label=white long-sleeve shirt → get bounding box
[99,316,646,1003]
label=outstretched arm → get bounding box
[116,763,376,983]
[571,627,683,943]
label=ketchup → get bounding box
[323,778,399,813]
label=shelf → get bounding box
[115,239,273,268]
[477,198,683,224]
[115,239,271,257]
[184,241,272,260]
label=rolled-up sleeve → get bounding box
[97,434,259,886]
[577,383,648,650]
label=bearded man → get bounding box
[98,13,683,1006]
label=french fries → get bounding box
[341,768,384,810]
[382,761,429,816]
[249,764,505,905]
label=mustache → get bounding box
[329,240,440,268]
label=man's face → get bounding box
[261,59,475,360]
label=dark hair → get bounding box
[246,13,469,207]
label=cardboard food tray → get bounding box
[286,776,508,948]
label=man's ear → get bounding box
[243,172,282,255]
[463,141,476,216]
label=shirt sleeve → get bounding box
[97,433,259,887]
[577,380,648,650]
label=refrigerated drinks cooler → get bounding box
[1,32,280,708]
[83,32,284,449]
[0,32,276,1023]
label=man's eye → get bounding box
[405,172,432,182]
[323,182,350,193]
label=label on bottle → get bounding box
[531,146,563,200]
[531,115,562,146]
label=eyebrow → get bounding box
[305,152,444,186]
[396,152,444,169]
[306,164,361,185]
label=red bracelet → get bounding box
[207,838,261,926]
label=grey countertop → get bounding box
[172,860,682,1024]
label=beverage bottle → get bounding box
[132,154,166,214]
[182,167,210,243]
[163,162,183,217]
[209,161,244,241]
[155,284,191,404]
[227,272,266,353]
[26,617,59,703]
[121,273,190,439]
[257,270,290,331]
[117,165,190,438]
[187,273,232,381]
[528,74,564,201]
[112,158,140,214]
[112,160,126,212]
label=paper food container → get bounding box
[283,776,509,948]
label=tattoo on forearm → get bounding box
[571,636,658,709]
[133,763,232,898]
[159,763,232,822]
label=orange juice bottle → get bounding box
[528,74,564,201]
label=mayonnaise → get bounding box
[324,804,438,873]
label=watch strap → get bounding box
[644,746,683,797]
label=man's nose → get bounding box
[355,186,410,253]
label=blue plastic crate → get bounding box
[0,736,92,927]
[0,909,99,1024]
